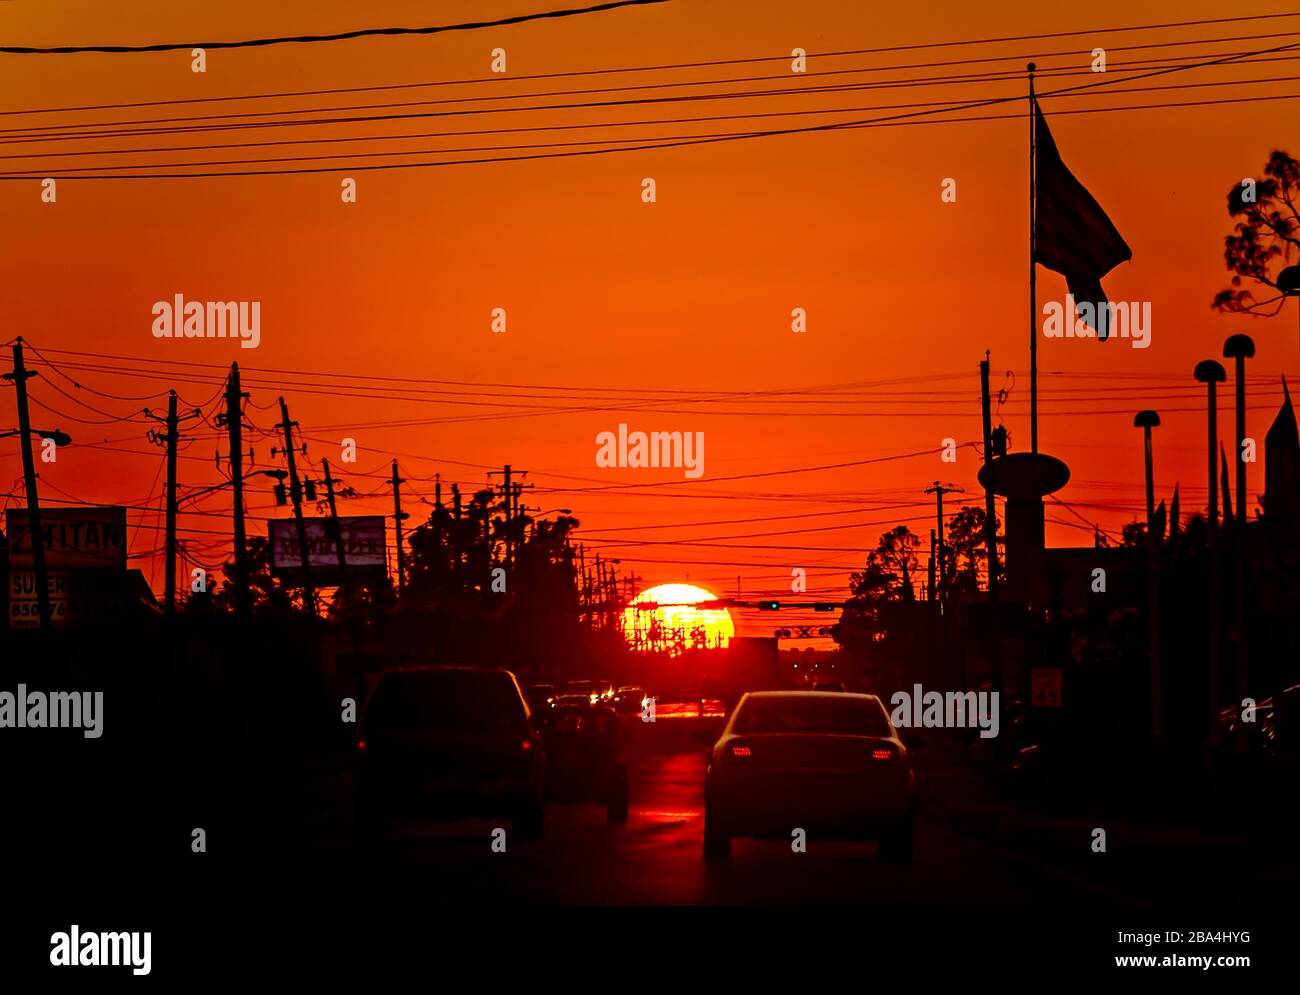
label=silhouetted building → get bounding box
[1265,378,1300,518]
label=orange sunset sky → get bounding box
[2,1,1298,639]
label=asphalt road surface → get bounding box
[302,717,1159,908]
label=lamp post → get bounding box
[1133,411,1161,534]
[1134,410,1162,743]
[1194,361,1226,750]
[1278,264,1299,357]
[1222,333,1255,755]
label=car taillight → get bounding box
[731,745,752,758]
[521,739,535,753]
[871,747,893,761]
[356,738,367,754]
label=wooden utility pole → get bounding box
[390,460,407,594]
[925,482,964,599]
[147,390,200,615]
[5,340,52,631]
[980,353,1003,698]
[276,397,317,615]
[502,464,512,572]
[223,364,251,617]
[321,459,350,577]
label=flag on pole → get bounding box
[1034,100,1132,338]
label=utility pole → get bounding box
[502,464,512,571]
[4,340,52,631]
[321,459,350,577]
[925,482,964,599]
[927,530,937,603]
[275,397,317,615]
[980,353,1004,699]
[391,460,407,594]
[324,457,365,658]
[222,364,251,617]
[146,390,200,615]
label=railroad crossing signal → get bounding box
[775,626,834,639]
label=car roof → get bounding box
[741,690,881,704]
[384,664,509,674]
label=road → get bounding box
[301,717,1149,908]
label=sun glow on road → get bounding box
[620,583,734,654]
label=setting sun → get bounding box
[620,583,735,654]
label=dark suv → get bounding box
[354,666,546,843]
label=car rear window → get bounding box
[733,696,891,737]
[365,670,527,734]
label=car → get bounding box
[543,704,629,823]
[593,680,616,703]
[703,691,914,861]
[813,681,846,693]
[525,684,558,712]
[354,666,546,844]
[613,685,648,714]
[555,693,593,709]
[563,680,601,705]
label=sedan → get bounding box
[703,691,914,861]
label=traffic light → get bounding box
[813,602,840,612]
[758,600,781,610]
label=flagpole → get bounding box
[1028,62,1038,455]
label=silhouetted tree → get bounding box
[207,536,294,613]
[872,525,921,601]
[833,526,921,663]
[943,505,1003,594]
[1213,149,1300,314]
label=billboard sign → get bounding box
[268,516,387,578]
[8,570,122,629]
[5,507,128,570]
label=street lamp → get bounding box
[1279,264,1300,357]
[1222,333,1255,756]
[1222,334,1255,529]
[1193,362,1227,529]
[1133,410,1161,535]
[1133,409,1163,743]
[1194,360,1226,750]
[1,427,72,446]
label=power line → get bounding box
[6,25,1298,119]
[15,75,1300,176]
[8,88,1297,180]
[0,1,669,55]
[14,48,1300,164]
[10,44,1296,138]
